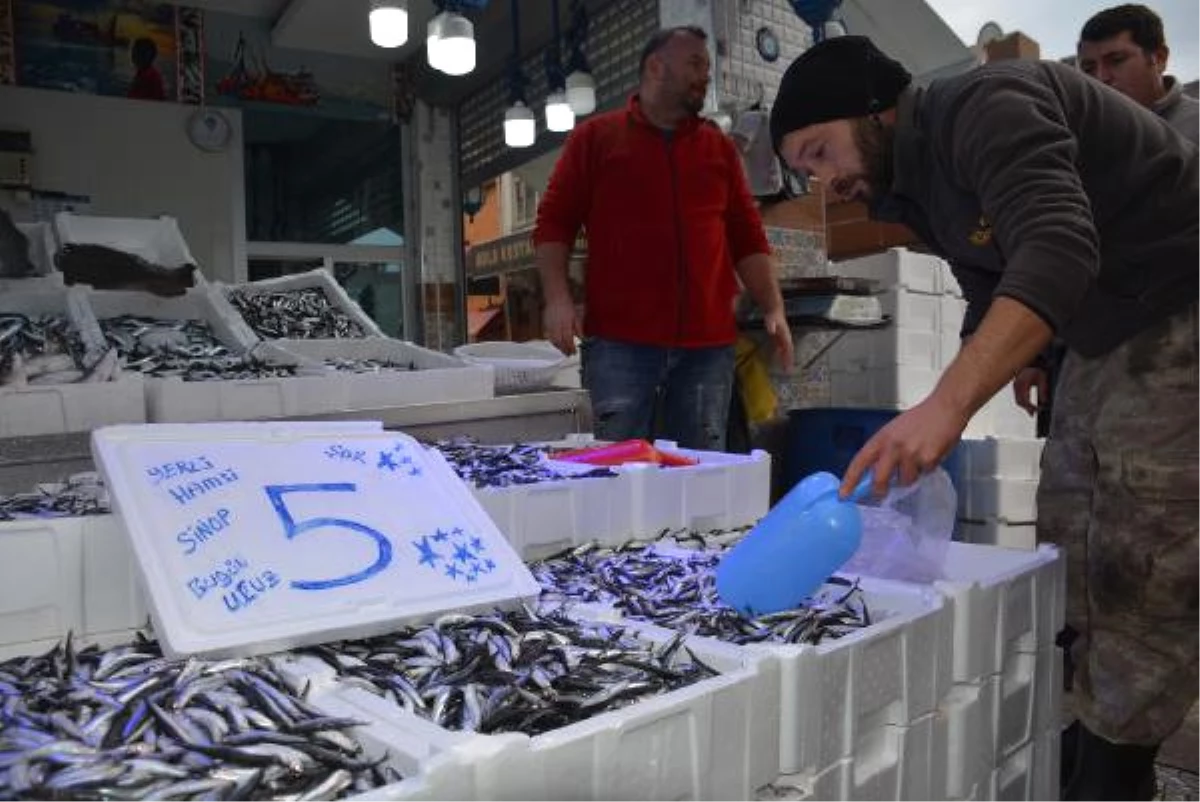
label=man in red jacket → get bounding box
[534,26,792,451]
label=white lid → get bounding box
[91,423,540,659]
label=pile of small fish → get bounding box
[533,540,872,646]
[300,606,717,737]
[0,633,400,800]
[0,313,111,387]
[228,288,365,340]
[322,357,416,374]
[100,315,299,381]
[432,437,614,488]
[0,472,109,521]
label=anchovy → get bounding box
[0,470,109,521]
[0,637,395,800]
[98,314,298,381]
[431,437,615,488]
[298,606,718,737]
[0,313,94,387]
[532,533,872,646]
[226,287,366,340]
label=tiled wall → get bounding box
[713,0,814,108]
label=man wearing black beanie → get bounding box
[771,36,1197,801]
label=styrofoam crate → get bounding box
[54,212,198,270]
[80,513,148,638]
[934,543,1062,684]
[941,295,966,339]
[932,683,994,801]
[825,328,943,372]
[832,248,946,295]
[475,445,771,560]
[992,737,1036,801]
[772,714,936,802]
[572,565,952,777]
[830,365,940,409]
[0,287,147,436]
[1031,727,1061,802]
[272,615,773,801]
[960,477,1038,522]
[942,264,963,298]
[83,286,259,355]
[220,267,384,342]
[15,221,57,276]
[878,287,943,333]
[965,394,1039,440]
[263,337,495,409]
[960,437,1044,482]
[987,648,1061,762]
[942,330,961,366]
[957,518,1037,550]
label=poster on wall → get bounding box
[205,10,390,121]
[174,5,202,104]
[14,0,176,99]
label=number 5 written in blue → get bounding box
[264,484,393,591]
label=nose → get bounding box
[1096,66,1114,84]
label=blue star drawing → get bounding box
[408,466,422,477]
[377,451,399,471]
[413,527,496,584]
[413,536,441,568]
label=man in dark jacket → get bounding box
[534,26,792,451]
[769,36,1197,800]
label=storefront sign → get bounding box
[467,230,586,279]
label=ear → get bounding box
[1151,45,1169,73]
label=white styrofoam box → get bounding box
[274,616,772,801]
[0,513,147,661]
[477,445,771,560]
[941,263,963,298]
[832,248,946,295]
[934,543,1062,684]
[987,647,1061,762]
[942,330,961,366]
[0,287,148,436]
[263,337,495,409]
[961,437,1044,482]
[765,758,852,801]
[932,683,993,801]
[221,267,384,341]
[957,518,1037,550]
[1031,727,1061,802]
[54,211,197,269]
[15,221,58,276]
[83,285,259,355]
[878,287,943,333]
[830,365,940,409]
[825,328,943,372]
[992,737,1036,801]
[940,295,966,339]
[965,394,1039,440]
[960,477,1038,523]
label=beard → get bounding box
[832,116,896,202]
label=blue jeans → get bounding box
[580,337,736,451]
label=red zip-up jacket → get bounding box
[533,95,771,347]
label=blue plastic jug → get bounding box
[715,470,875,616]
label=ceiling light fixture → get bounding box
[544,0,575,132]
[427,4,475,76]
[369,0,408,48]
[564,0,595,115]
[503,0,535,147]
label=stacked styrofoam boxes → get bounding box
[263,337,495,410]
[0,287,146,436]
[269,616,779,800]
[472,439,772,560]
[826,249,967,409]
[928,543,1065,800]
[80,287,346,423]
[216,267,384,342]
[0,222,63,292]
[956,437,1044,550]
[0,512,146,661]
[53,212,203,283]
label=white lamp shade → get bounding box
[545,90,575,132]
[369,0,408,48]
[504,102,536,148]
[566,70,596,116]
[427,11,476,76]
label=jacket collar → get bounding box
[869,86,928,220]
[1153,76,1185,118]
[626,94,703,136]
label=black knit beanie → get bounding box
[770,36,912,153]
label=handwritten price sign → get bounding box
[92,425,539,659]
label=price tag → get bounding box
[91,424,539,659]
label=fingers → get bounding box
[1034,371,1049,408]
[767,317,795,373]
[840,438,881,499]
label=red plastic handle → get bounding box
[551,439,698,467]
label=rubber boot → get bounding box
[1062,722,1160,801]
[1060,719,1080,792]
